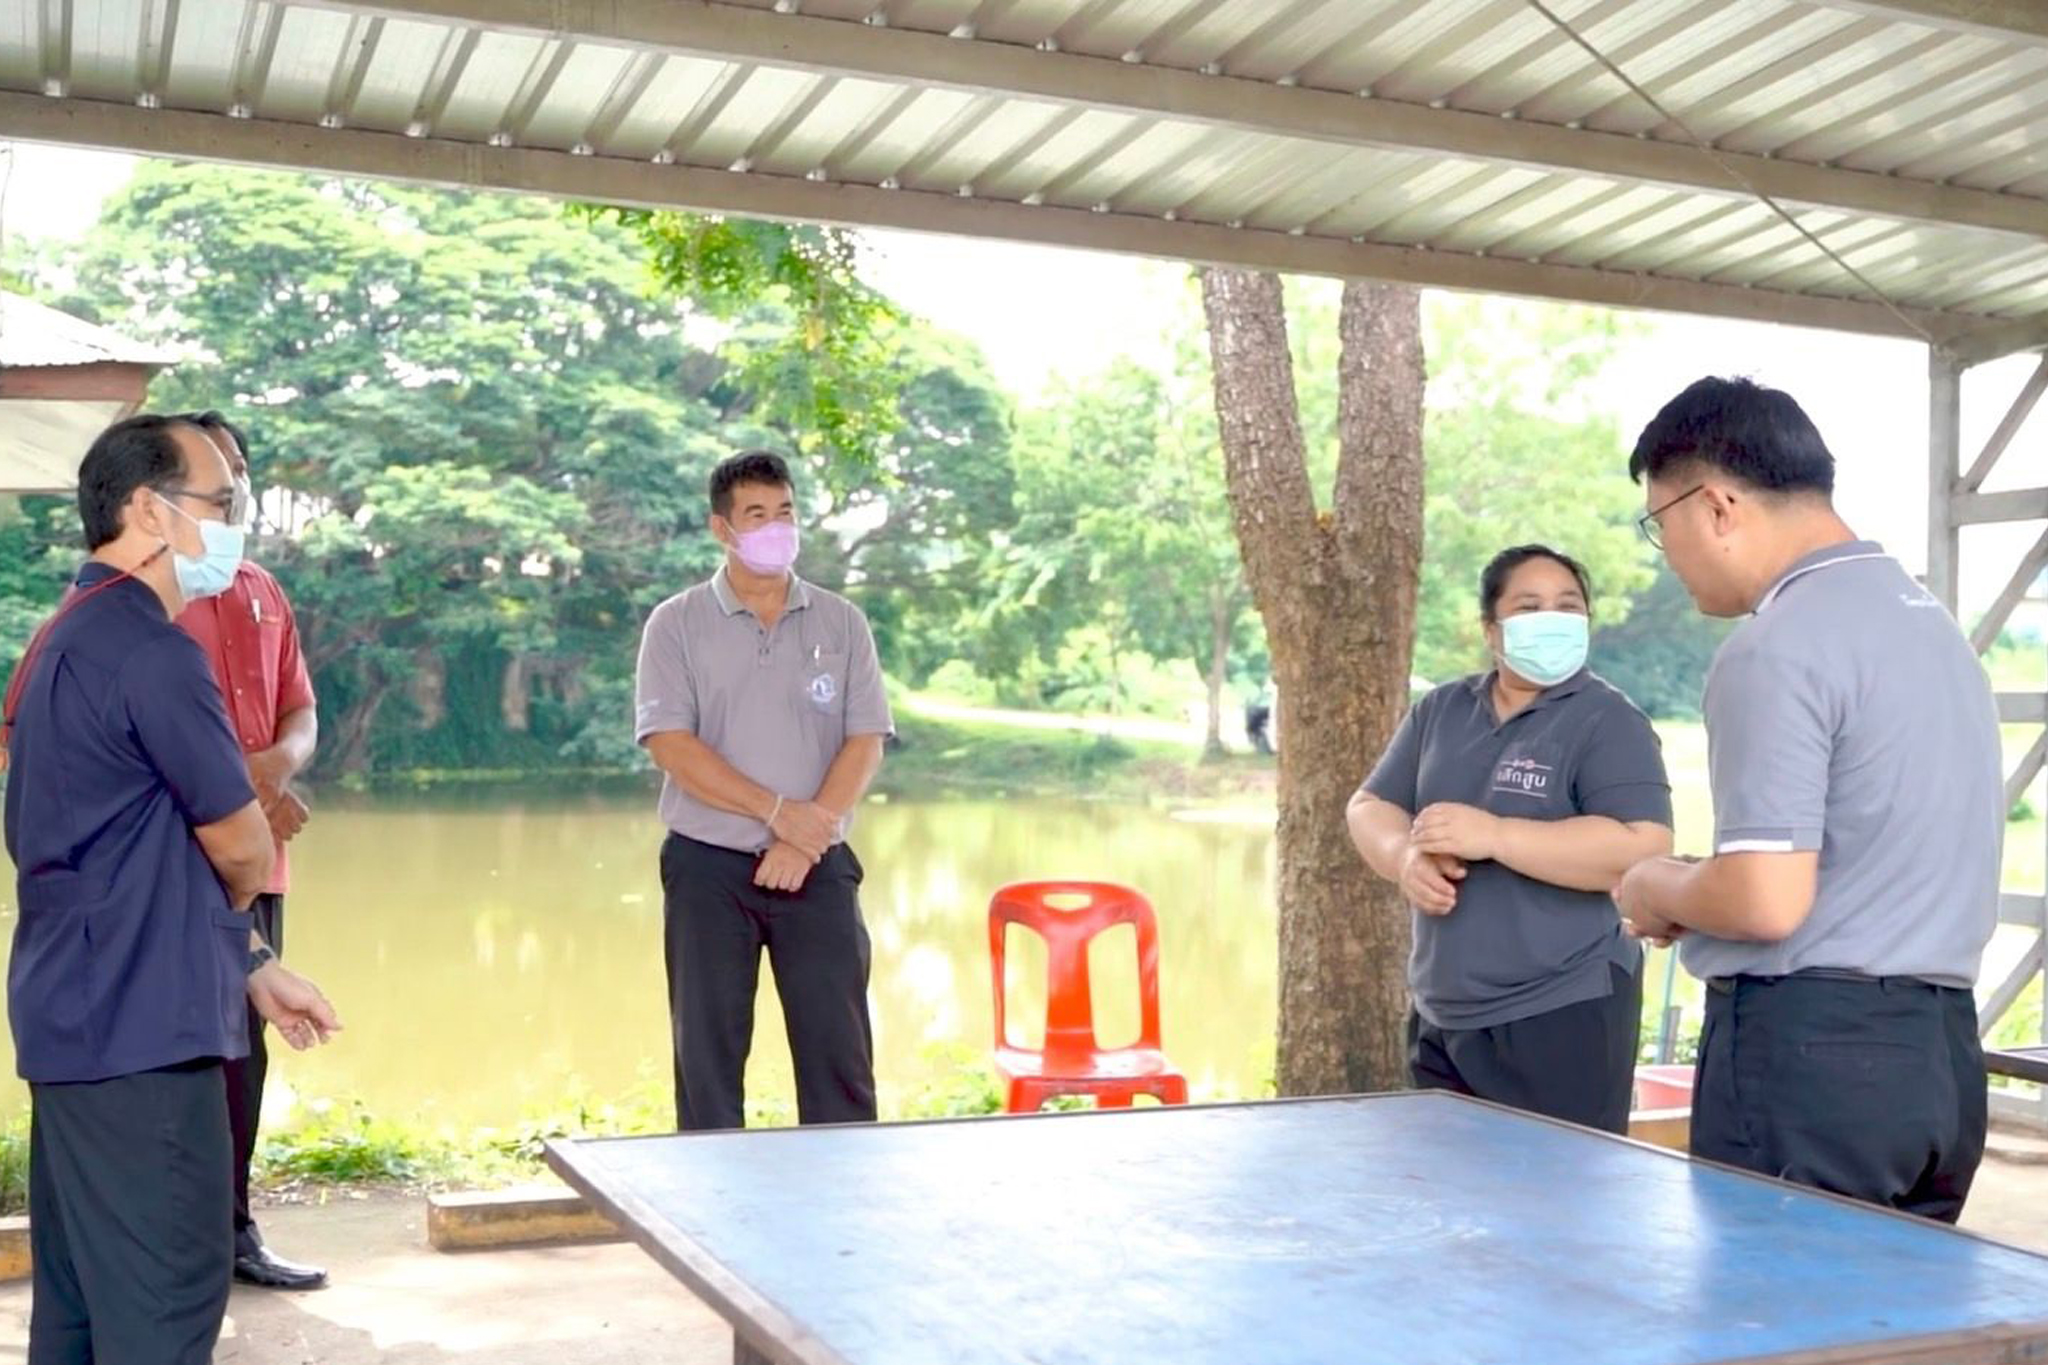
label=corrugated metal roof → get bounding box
[0,291,180,369]
[2,1,2046,360]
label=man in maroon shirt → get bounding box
[174,412,326,1291]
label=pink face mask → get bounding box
[732,520,799,574]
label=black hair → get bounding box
[1480,544,1592,623]
[179,409,250,464]
[709,449,794,518]
[76,414,198,550]
[1627,375,1835,495]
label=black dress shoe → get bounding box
[233,1243,328,1291]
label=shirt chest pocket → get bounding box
[1483,739,1570,817]
[800,652,849,717]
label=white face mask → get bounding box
[155,493,247,602]
[1497,611,1589,686]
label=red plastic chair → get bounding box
[988,880,1189,1112]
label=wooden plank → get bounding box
[1961,355,2048,493]
[2004,730,2048,811]
[0,360,156,403]
[1969,525,2048,654]
[1979,935,2046,1035]
[1952,488,2048,527]
[1999,892,2045,926]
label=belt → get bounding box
[1705,968,1940,995]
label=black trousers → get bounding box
[28,1060,234,1365]
[1692,972,1986,1223]
[1408,961,1643,1133]
[660,834,877,1131]
[224,892,282,1248]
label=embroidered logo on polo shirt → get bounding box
[1491,755,1553,797]
[808,672,838,709]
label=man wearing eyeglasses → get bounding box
[172,412,326,1292]
[1614,376,1999,1223]
[3,414,341,1364]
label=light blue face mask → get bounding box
[1498,610,1589,687]
[156,493,246,602]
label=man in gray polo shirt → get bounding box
[634,449,893,1131]
[1615,376,2000,1222]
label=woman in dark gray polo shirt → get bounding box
[1345,545,1674,1132]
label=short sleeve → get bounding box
[122,635,257,826]
[842,608,894,738]
[1573,701,1674,826]
[273,586,316,716]
[1361,697,1428,813]
[634,600,698,743]
[1704,637,1831,854]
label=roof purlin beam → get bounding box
[0,90,2006,350]
[1821,1,2048,47]
[295,0,2048,243]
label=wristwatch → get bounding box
[247,943,277,975]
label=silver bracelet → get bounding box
[767,793,784,827]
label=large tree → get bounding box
[1411,299,1654,685]
[997,354,1252,748]
[34,164,1009,777]
[1199,270,1424,1096]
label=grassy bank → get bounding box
[877,704,1274,805]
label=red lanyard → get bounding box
[0,559,156,757]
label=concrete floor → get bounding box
[0,1138,2044,1364]
[0,1191,730,1365]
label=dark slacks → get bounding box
[224,892,283,1249]
[660,833,877,1131]
[28,1060,234,1365]
[1692,971,1986,1223]
[1408,961,1643,1133]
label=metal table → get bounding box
[548,1092,2048,1365]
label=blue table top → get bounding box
[548,1092,2048,1365]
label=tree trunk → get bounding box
[501,652,530,733]
[409,647,447,730]
[1199,269,1424,1097]
[332,681,390,777]
[1202,588,1230,759]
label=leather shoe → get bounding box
[233,1243,328,1291]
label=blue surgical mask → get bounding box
[1498,611,1589,687]
[156,494,246,602]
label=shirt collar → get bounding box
[1753,539,1887,614]
[711,564,811,617]
[1468,666,1591,723]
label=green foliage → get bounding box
[256,1101,430,1185]
[895,1043,1006,1119]
[0,495,73,680]
[989,308,1254,741]
[573,208,905,469]
[0,1118,25,1217]
[1412,298,1657,684]
[25,164,1012,779]
[1591,564,1735,720]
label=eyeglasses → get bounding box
[157,485,239,520]
[1637,484,1704,550]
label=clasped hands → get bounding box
[756,796,843,892]
[1401,801,1686,945]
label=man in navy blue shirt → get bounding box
[1,414,342,1365]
